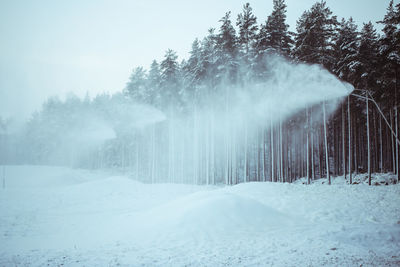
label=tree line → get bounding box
[1,0,399,185]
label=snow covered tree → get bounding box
[378,0,400,68]
[160,49,180,107]
[263,0,292,55]
[200,28,218,88]
[377,1,400,104]
[377,1,400,181]
[125,67,148,103]
[332,18,359,180]
[333,17,359,83]
[187,38,203,86]
[216,12,238,83]
[293,1,338,70]
[353,22,379,91]
[254,0,291,79]
[236,3,258,63]
[147,60,161,106]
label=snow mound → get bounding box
[137,190,294,237]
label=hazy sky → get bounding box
[0,0,395,121]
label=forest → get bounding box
[1,0,399,185]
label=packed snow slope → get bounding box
[0,166,399,266]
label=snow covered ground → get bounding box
[0,166,399,266]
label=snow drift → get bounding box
[1,166,399,266]
[136,190,295,237]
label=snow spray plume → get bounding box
[1,56,353,182]
[1,93,166,167]
[220,55,353,127]
[122,56,354,184]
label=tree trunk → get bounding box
[280,117,283,182]
[379,115,383,173]
[348,95,352,184]
[396,107,399,180]
[307,107,310,184]
[271,117,275,182]
[366,92,371,185]
[354,115,358,175]
[151,125,156,183]
[244,122,248,183]
[311,107,315,181]
[342,103,346,179]
[323,101,330,184]
[391,109,396,173]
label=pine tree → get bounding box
[187,38,203,86]
[263,0,292,55]
[333,17,359,83]
[216,12,238,83]
[293,1,338,70]
[378,1,400,181]
[147,60,161,106]
[353,22,379,91]
[378,0,399,67]
[254,0,291,79]
[182,38,204,101]
[200,28,218,88]
[160,49,180,106]
[125,67,148,103]
[253,23,270,79]
[236,3,258,61]
[378,0,400,104]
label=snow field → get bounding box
[0,166,399,266]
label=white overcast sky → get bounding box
[0,0,395,121]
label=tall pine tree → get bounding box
[160,49,180,107]
[216,12,238,83]
[125,67,148,103]
[263,0,292,55]
[236,3,258,62]
[293,1,338,70]
[333,17,359,83]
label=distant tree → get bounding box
[125,67,148,103]
[0,117,6,134]
[147,60,161,106]
[0,116,8,165]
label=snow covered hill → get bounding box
[0,166,399,266]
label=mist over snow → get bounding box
[0,55,353,182]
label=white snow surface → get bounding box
[0,166,399,266]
